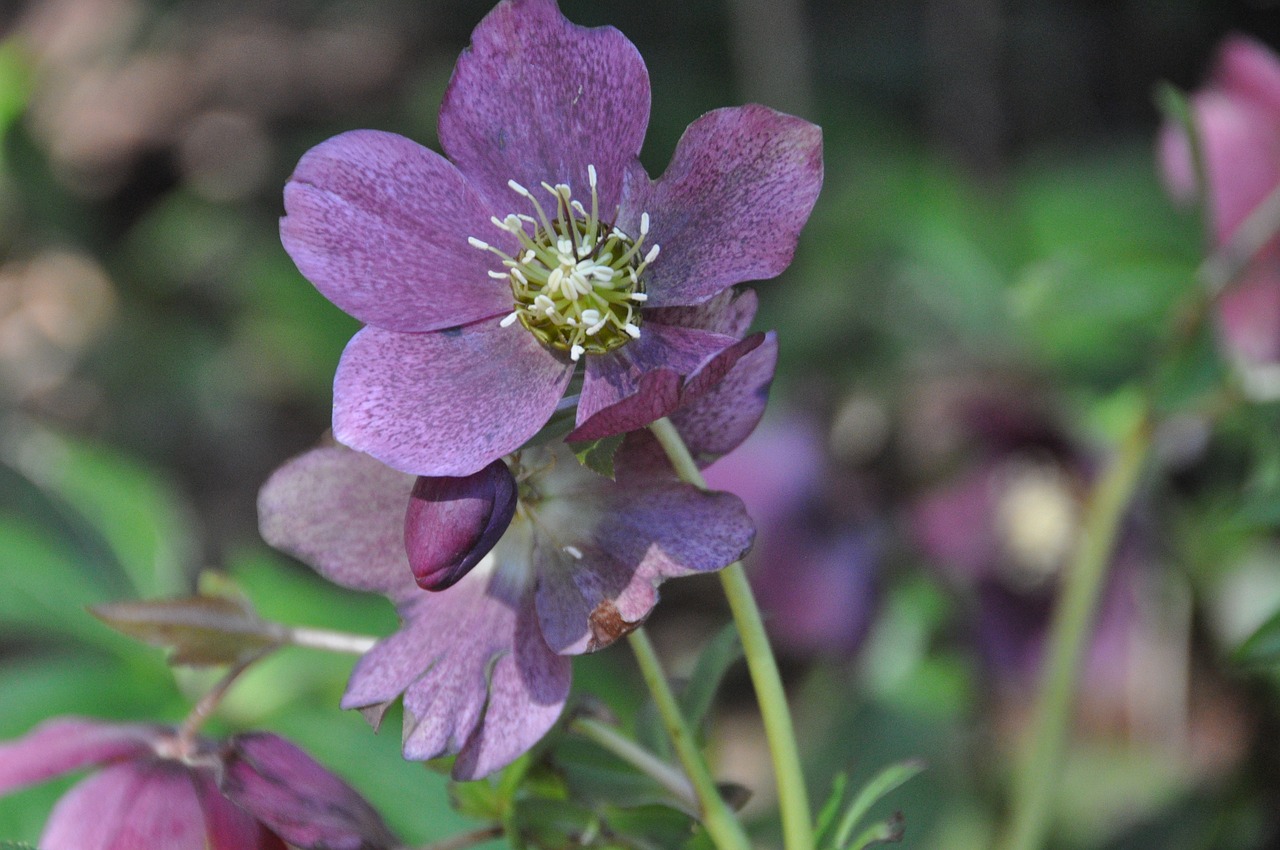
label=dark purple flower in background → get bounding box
[1159,35,1280,376]
[0,718,396,850]
[281,0,822,477]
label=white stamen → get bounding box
[623,323,641,338]
[499,311,520,327]
[580,309,602,326]
[508,179,531,197]
[555,183,572,197]
[629,292,648,302]
[467,237,490,250]
[644,245,661,264]
[488,270,509,279]
[563,545,584,559]
[587,164,597,187]
[640,212,650,235]
[570,344,585,361]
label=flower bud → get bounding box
[404,459,517,591]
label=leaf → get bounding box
[0,842,43,850]
[570,434,626,479]
[90,595,282,665]
[1235,606,1280,667]
[831,760,925,849]
[814,773,849,848]
[678,624,743,736]
[847,812,905,850]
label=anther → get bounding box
[467,237,490,250]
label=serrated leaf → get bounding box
[1235,606,1280,667]
[90,595,281,665]
[831,760,925,850]
[678,624,743,735]
[570,434,626,479]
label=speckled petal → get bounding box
[438,0,650,215]
[0,718,160,794]
[258,445,419,602]
[646,288,758,336]
[533,464,754,654]
[282,130,510,333]
[333,320,574,477]
[570,323,739,441]
[219,733,397,850]
[670,332,778,465]
[406,460,517,591]
[636,105,823,307]
[43,761,207,850]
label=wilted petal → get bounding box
[406,460,517,591]
[334,321,574,477]
[533,458,754,654]
[0,718,160,794]
[570,323,739,441]
[258,445,418,601]
[282,130,510,333]
[438,0,650,215]
[637,105,823,307]
[43,761,207,850]
[219,733,397,850]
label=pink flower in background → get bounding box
[281,0,822,477]
[1159,35,1280,368]
[0,718,396,850]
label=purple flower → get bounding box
[1158,35,1280,369]
[0,718,396,850]
[281,0,822,477]
[258,437,756,779]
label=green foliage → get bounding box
[571,433,627,479]
[90,595,280,666]
[817,760,925,850]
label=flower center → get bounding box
[468,165,656,362]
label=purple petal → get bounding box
[0,718,160,794]
[1215,34,1280,116]
[258,446,419,601]
[570,323,739,441]
[637,105,823,307]
[196,771,286,850]
[43,761,207,850]
[1218,264,1280,366]
[437,0,650,216]
[333,321,574,477]
[646,288,759,336]
[342,552,569,779]
[219,733,397,850]
[282,130,510,333]
[670,333,779,465]
[405,460,517,591]
[532,464,754,654]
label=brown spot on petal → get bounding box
[587,599,644,651]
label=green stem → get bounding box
[571,716,699,814]
[649,417,814,850]
[1000,416,1152,850]
[411,825,503,850]
[627,628,753,850]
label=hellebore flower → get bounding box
[281,0,822,477]
[258,436,755,779]
[0,718,397,850]
[1158,35,1280,371]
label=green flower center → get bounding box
[469,165,656,361]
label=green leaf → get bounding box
[678,624,743,736]
[90,595,281,666]
[0,841,43,850]
[570,434,626,479]
[1234,606,1280,667]
[814,773,849,848]
[847,813,905,850]
[831,760,925,849]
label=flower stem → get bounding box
[649,417,814,850]
[176,648,273,745]
[999,415,1152,850]
[627,627,753,850]
[285,625,379,654]
[571,716,699,813]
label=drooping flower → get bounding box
[1158,35,1280,373]
[281,0,822,477]
[0,718,397,850]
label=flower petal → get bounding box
[258,445,419,602]
[342,536,570,779]
[219,733,398,850]
[43,761,207,850]
[438,0,650,215]
[196,771,286,850]
[670,332,778,465]
[532,461,754,654]
[0,718,160,794]
[1219,263,1280,366]
[406,460,517,591]
[647,287,759,337]
[637,105,823,307]
[333,320,574,477]
[570,323,739,441]
[282,130,510,333]
[1215,34,1280,116]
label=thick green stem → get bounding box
[1000,416,1152,850]
[649,417,814,850]
[627,628,753,850]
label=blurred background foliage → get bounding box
[3,0,1280,847]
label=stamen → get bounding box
[499,311,520,328]
[563,545,584,559]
